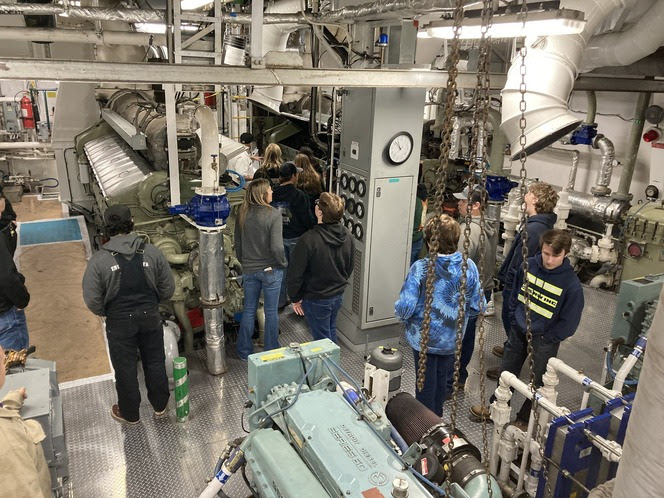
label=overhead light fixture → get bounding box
[425,9,586,39]
[181,0,213,10]
[134,23,200,34]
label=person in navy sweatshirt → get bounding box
[491,182,559,371]
[471,229,584,424]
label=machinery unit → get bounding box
[621,202,664,281]
[611,273,664,344]
[0,358,69,495]
[335,87,425,351]
[200,339,501,498]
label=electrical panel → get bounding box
[336,88,425,351]
[1,102,21,133]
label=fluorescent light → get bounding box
[181,0,213,10]
[426,9,586,39]
[134,23,200,34]
[417,30,431,39]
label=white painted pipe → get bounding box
[0,142,50,149]
[547,357,622,401]
[0,26,167,46]
[581,0,664,71]
[500,0,623,158]
[612,336,646,392]
[515,410,537,493]
[195,106,220,192]
[525,440,543,497]
[250,0,264,65]
[499,371,567,419]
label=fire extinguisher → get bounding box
[20,95,35,129]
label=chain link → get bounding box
[418,0,465,397]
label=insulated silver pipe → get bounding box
[199,231,227,375]
[590,135,616,196]
[0,26,167,46]
[568,149,580,190]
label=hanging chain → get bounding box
[418,0,465,396]
[467,1,494,494]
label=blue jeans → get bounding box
[410,237,424,266]
[279,237,300,308]
[447,289,492,391]
[413,350,455,417]
[301,293,344,343]
[0,307,29,350]
[490,326,560,421]
[237,268,284,359]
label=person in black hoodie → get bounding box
[288,192,354,342]
[470,229,583,423]
[0,197,30,351]
[271,162,316,310]
[0,188,18,256]
[491,181,558,367]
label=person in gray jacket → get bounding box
[82,205,175,424]
[447,186,497,391]
[235,179,287,360]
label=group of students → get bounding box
[396,181,584,425]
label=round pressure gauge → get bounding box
[340,173,349,189]
[353,223,364,241]
[386,131,414,165]
[345,218,354,230]
[356,179,366,197]
[645,184,659,200]
[355,202,365,219]
[346,198,356,214]
[348,176,357,193]
[340,193,347,203]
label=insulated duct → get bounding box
[501,0,623,159]
[612,286,664,497]
[199,231,227,375]
[590,135,616,196]
[580,0,664,72]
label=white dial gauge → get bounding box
[386,132,414,165]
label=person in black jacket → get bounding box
[0,188,18,256]
[288,192,354,343]
[471,229,583,424]
[0,197,30,350]
[271,162,316,310]
[491,181,558,369]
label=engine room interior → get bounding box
[0,0,663,497]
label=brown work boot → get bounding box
[111,405,140,425]
[492,345,504,358]
[486,367,501,381]
[469,404,491,421]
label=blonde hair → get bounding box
[262,143,282,171]
[528,182,559,214]
[424,214,460,254]
[238,178,272,229]
[295,153,323,197]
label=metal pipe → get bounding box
[585,90,597,123]
[515,413,536,493]
[487,107,507,175]
[195,106,219,192]
[199,231,227,375]
[590,135,616,196]
[250,0,264,66]
[613,336,646,392]
[329,88,336,191]
[568,149,580,190]
[0,26,168,46]
[615,91,651,201]
[0,141,50,149]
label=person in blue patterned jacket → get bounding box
[395,214,485,416]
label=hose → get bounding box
[38,177,59,188]
[224,169,246,192]
[605,349,639,385]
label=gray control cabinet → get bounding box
[336,87,425,351]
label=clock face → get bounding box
[387,132,414,165]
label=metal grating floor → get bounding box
[60,286,615,497]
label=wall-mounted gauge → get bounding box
[345,218,354,230]
[341,193,347,203]
[386,131,414,165]
[340,173,349,189]
[356,179,366,197]
[645,184,659,200]
[348,176,357,193]
[353,223,364,241]
[355,202,365,219]
[347,198,356,214]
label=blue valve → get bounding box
[169,192,230,227]
[570,123,598,145]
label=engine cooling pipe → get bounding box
[612,287,664,497]
[501,0,623,158]
[199,231,227,375]
[385,392,502,496]
[590,135,616,196]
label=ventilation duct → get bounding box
[501,0,623,159]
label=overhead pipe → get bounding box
[0,26,169,46]
[487,108,507,175]
[612,286,664,498]
[501,0,624,158]
[615,91,651,201]
[590,135,616,196]
[0,141,50,149]
[195,106,220,191]
[580,0,664,72]
[585,90,597,123]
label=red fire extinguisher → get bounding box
[20,95,35,129]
